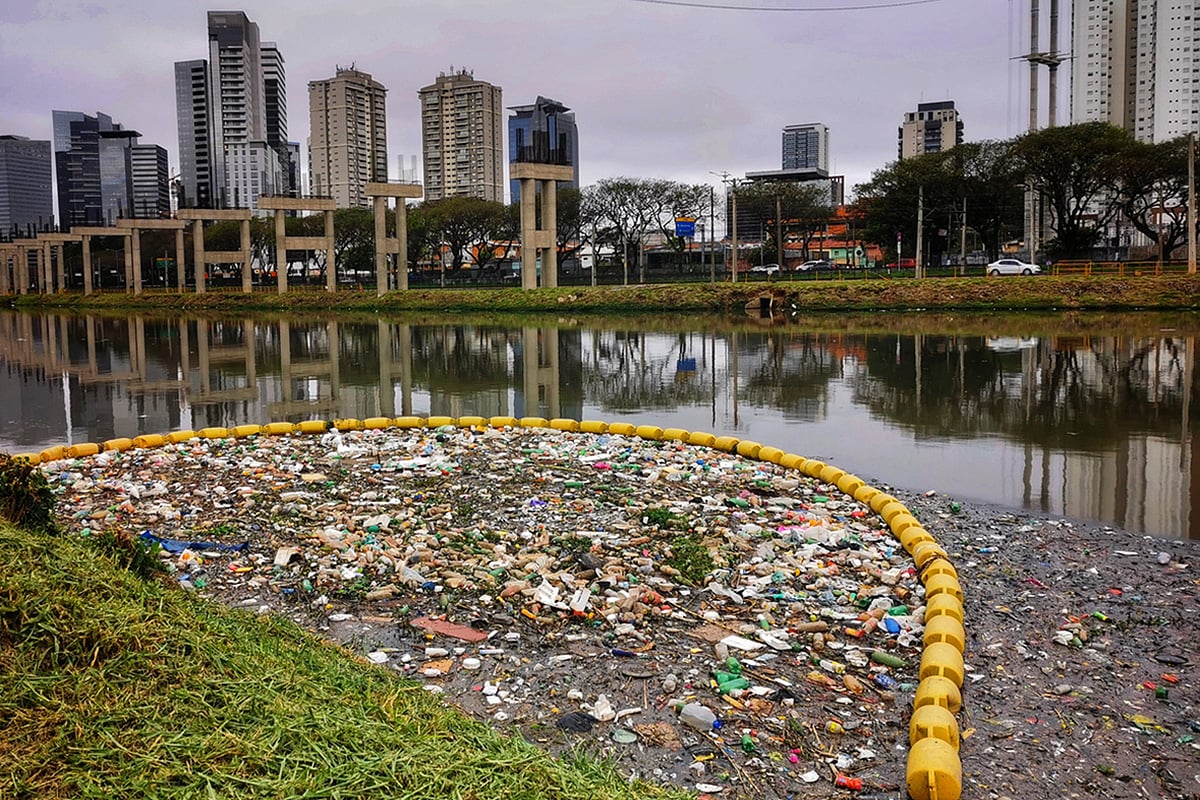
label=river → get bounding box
[0,308,1196,539]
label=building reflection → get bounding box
[0,311,1194,539]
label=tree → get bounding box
[1115,136,1192,258]
[424,197,506,283]
[1011,122,1135,258]
[738,181,833,264]
[584,178,696,282]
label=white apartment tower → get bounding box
[1071,0,1200,141]
[309,67,388,208]
[419,69,504,203]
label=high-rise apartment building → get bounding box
[1071,0,1200,142]
[898,101,964,159]
[0,135,53,235]
[52,110,167,229]
[308,67,388,208]
[419,69,503,203]
[508,96,578,205]
[174,11,288,210]
[782,123,829,172]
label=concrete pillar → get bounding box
[274,210,288,294]
[542,179,558,289]
[327,320,340,405]
[41,242,51,293]
[545,327,560,419]
[520,178,537,291]
[244,318,257,393]
[131,229,143,296]
[374,196,388,296]
[324,210,336,292]
[123,236,133,293]
[55,244,67,293]
[378,320,395,417]
[399,324,412,416]
[193,220,206,294]
[396,202,409,291]
[522,327,539,416]
[133,316,147,378]
[174,228,185,292]
[18,248,29,294]
[279,320,292,407]
[82,236,93,295]
[197,319,210,395]
[0,252,9,294]
[240,219,252,294]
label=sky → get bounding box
[1,0,1057,202]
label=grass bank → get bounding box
[8,273,1200,317]
[0,524,684,800]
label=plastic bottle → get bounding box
[678,702,718,732]
[834,774,863,790]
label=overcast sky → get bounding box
[2,0,1056,200]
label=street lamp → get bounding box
[710,171,739,284]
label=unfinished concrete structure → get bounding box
[511,162,573,290]
[176,208,253,294]
[115,218,188,295]
[365,182,423,295]
[257,196,337,293]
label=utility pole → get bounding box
[730,185,738,284]
[776,193,783,267]
[709,184,716,284]
[915,186,925,279]
[1190,132,1197,275]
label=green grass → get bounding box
[0,524,687,800]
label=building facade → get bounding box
[898,101,964,159]
[508,96,578,205]
[174,11,288,211]
[52,111,166,229]
[1071,0,1200,142]
[308,67,388,208]
[782,123,829,172]
[0,136,53,236]
[419,69,504,203]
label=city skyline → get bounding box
[3,1,1040,202]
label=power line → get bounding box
[631,0,944,11]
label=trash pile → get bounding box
[44,425,933,799]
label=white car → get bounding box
[986,258,1041,276]
[749,264,780,276]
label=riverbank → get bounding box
[7,274,1200,317]
[18,422,1200,799]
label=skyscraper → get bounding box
[781,123,829,172]
[898,101,963,160]
[508,96,578,205]
[419,69,503,203]
[1071,0,1200,142]
[52,111,166,229]
[0,135,53,236]
[308,67,388,208]
[174,11,288,210]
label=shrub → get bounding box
[0,453,58,534]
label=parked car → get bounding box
[749,263,780,276]
[795,259,833,272]
[986,258,1041,276]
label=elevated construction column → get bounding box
[117,219,187,295]
[71,227,131,293]
[258,196,339,293]
[511,163,573,290]
[41,240,51,293]
[177,209,253,295]
[38,233,80,293]
[0,244,14,294]
[366,182,424,295]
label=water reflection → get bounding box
[0,311,1195,539]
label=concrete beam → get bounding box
[176,209,252,221]
[204,251,247,264]
[72,227,131,237]
[365,182,424,199]
[527,230,555,249]
[37,233,82,242]
[116,218,187,230]
[257,196,337,211]
[283,236,331,250]
[509,163,576,182]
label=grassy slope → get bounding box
[0,525,685,800]
[8,274,1200,317]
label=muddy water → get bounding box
[0,309,1197,538]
